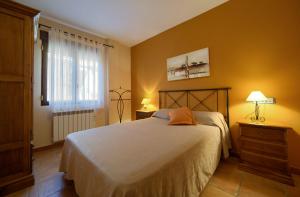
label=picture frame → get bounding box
[167,48,210,81]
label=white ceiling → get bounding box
[15,0,228,47]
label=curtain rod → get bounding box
[39,24,114,48]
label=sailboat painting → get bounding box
[167,48,210,81]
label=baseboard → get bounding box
[0,174,34,196]
[291,166,300,175]
[33,140,64,152]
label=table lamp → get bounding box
[141,98,150,110]
[246,91,267,121]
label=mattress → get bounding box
[60,117,228,197]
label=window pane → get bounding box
[47,30,102,111]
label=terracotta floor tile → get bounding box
[239,171,288,197]
[37,173,66,196]
[5,189,29,197]
[200,184,234,197]
[210,158,242,195]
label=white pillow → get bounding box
[192,111,225,126]
[153,109,227,127]
[152,108,173,120]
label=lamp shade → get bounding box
[141,98,150,105]
[246,91,267,102]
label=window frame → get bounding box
[40,30,49,106]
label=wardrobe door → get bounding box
[0,2,37,191]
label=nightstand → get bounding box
[136,110,155,120]
[238,121,294,185]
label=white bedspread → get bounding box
[60,117,227,197]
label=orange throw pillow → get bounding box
[168,107,194,125]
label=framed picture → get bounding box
[167,48,210,81]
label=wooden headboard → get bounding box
[158,87,231,125]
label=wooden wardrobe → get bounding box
[0,1,39,195]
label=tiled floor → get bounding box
[6,146,300,197]
[6,146,77,197]
[202,158,300,197]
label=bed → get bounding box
[60,88,232,197]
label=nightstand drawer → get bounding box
[240,150,289,173]
[240,125,285,143]
[240,137,287,159]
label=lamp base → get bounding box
[251,102,265,122]
[250,116,266,122]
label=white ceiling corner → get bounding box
[14,0,228,47]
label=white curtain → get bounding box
[47,28,107,112]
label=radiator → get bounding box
[53,110,96,142]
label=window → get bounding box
[41,28,106,112]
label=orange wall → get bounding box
[131,0,300,168]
